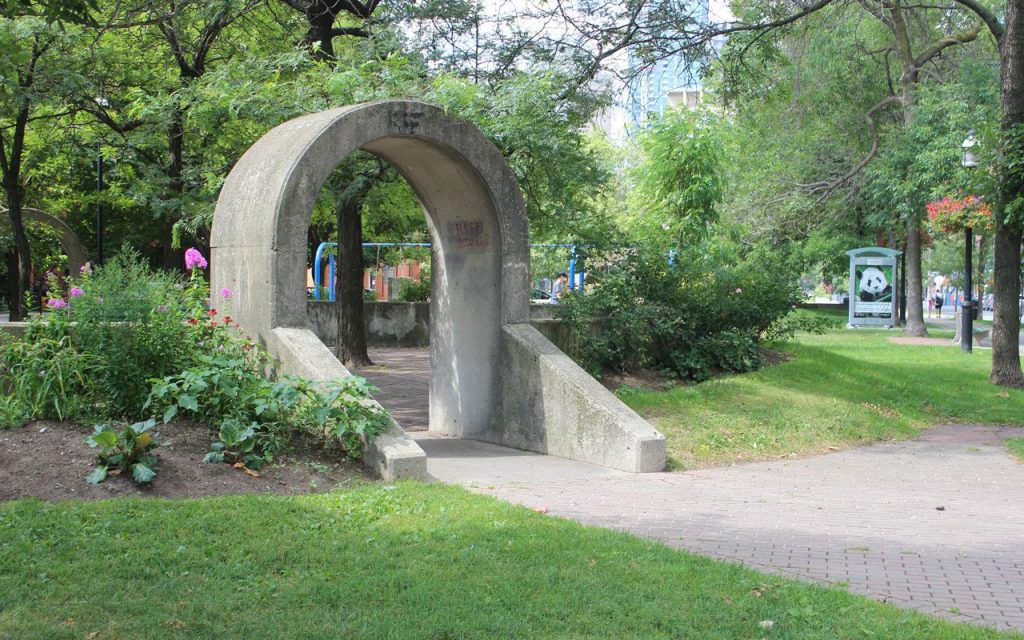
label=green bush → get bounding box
[560,245,800,381]
[395,277,430,302]
[146,316,388,468]
[0,309,104,426]
[70,251,198,417]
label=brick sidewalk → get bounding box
[363,347,1024,633]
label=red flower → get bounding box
[210,321,218,328]
[223,316,233,325]
[208,309,218,317]
[187,318,197,325]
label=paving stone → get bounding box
[367,347,1024,633]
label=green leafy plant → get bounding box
[0,305,104,425]
[69,249,198,417]
[147,349,389,468]
[560,243,800,381]
[204,418,263,469]
[395,276,430,302]
[86,419,160,485]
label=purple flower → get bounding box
[219,287,232,299]
[80,262,93,275]
[39,370,46,377]
[69,287,85,298]
[184,247,208,271]
[47,298,68,310]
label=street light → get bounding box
[95,96,109,265]
[961,130,978,353]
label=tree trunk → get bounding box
[890,2,928,336]
[991,0,1024,387]
[162,105,187,270]
[903,220,928,336]
[308,9,336,61]
[2,188,31,321]
[990,221,1022,386]
[4,250,17,317]
[335,199,372,367]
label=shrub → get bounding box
[560,245,800,381]
[70,250,197,417]
[146,311,389,469]
[0,307,104,426]
[86,419,160,485]
[395,277,430,302]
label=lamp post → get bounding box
[961,130,979,353]
[95,97,108,265]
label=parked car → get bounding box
[530,288,552,304]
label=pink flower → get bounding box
[69,287,85,297]
[219,287,233,299]
[47,298,68,310]
[184,247,208,271]
[735,288,742,294]
[79,262,92,275]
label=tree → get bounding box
[279,0,378,61]
[0,14,89,319]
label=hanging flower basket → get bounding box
[925,195,994,234]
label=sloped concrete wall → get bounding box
[499,324,665,472]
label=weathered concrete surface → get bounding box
[499,324,665,472]
[307,301,589,353]
[211,101,664,475]
[0,207,89,277]
[308,301,431,348]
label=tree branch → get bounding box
[914,24,982,67]
[951,0,1005,41]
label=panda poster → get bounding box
[854,265,894,318]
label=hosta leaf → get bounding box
[131,463,156,484]
[163,405,178,424]
[179,395,199,412]
[203,451,225,464]
[85,466,108,484]
[89,430,117,449]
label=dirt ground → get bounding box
[599,347,792,392]
[0,421,373,502]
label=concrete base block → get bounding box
[498,323,666,473]
[268,327,427,481]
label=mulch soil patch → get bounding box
[599,347,792,392]
[0,421,373,502]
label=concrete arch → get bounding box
[1,207,89,277]
[212,101,664,479]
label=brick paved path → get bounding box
[352,348,430,431]
[362,347,1024,632]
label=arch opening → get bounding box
[212,101,665,480]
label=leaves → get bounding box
[130,463,155,484]
[84,466,107,485]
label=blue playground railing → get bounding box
[311,242,585,300]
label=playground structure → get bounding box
[310,241,587,301]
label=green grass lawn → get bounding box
[619,329,1024,470]
[0,483,1017,639]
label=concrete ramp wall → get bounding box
[499,324,666,473]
